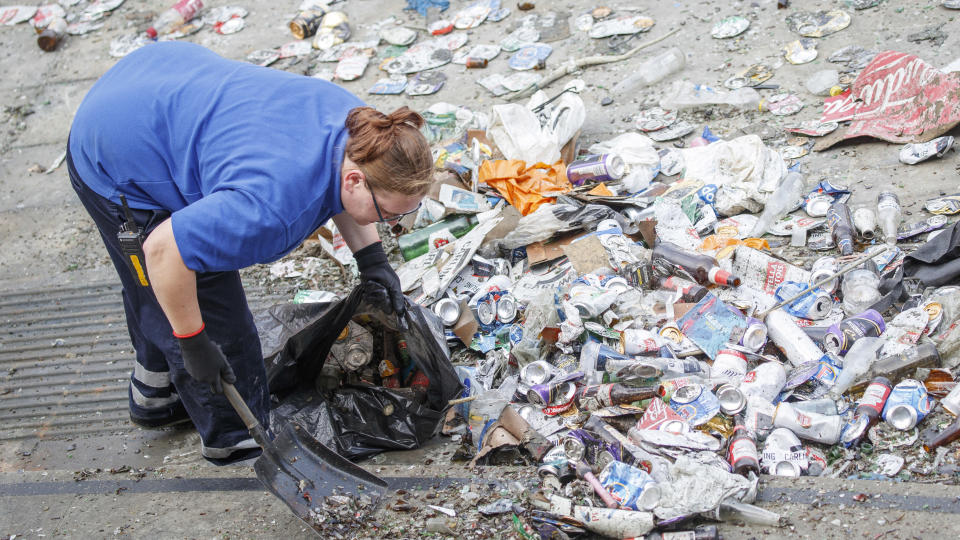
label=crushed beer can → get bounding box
[924,192,960,215]
[711,15,750,39]
[406,71,447,96]
[766,309,829,367]
[762,428,808,476]
[774,281,833,320]
[716,384,747,415]
[741,362,787,403]
[566,154,625,185]
[669,383,720,426]
[712,348,749,379]
[597,460,661,511]
[882,379,935,430]
[809,256,840,294]
[509,43,552,70]
[773,401,843,444]
[368,75,408,95]
[635,107,678,132]
[898,135,955,165]
[897,214,949,241]
[822,309,885,355]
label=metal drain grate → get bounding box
[0,281,284,441]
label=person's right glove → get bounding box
[354,241,407,317]
[176,324,236,394]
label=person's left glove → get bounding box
[354,241,407,316]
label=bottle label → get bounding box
[728,437,758,466]
[428,229,456,251]
[661,533,697,540]
[858,381,891,415]
[877,192,901,212]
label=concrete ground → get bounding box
[3,0,960,538]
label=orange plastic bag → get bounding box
[478,159,571,216]
[700,235,770,252]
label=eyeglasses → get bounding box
[369,184,422,224]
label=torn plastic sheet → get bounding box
[903,221,960,287]
[262,283,462,461]
[817,51,960,150]
[653,455,757,520]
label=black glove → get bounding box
[354,241,406,316]
[177,326,236,394]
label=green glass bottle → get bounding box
[397,214,479,261]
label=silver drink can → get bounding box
[741,317,768,352]
[712,348,749,379]
[740,362,787,403]
[496,293,519,323]
[773,401,843,444]
[766,309,827,367]
[716,384,747,416]
[476,296,497,326]
[521,360,559,386]
[810,256,840,294]
[433,297,462,326]
[566,153,626,185]
[761,427,808,475]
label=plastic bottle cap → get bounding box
[146,27,158,39]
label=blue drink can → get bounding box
[882,379,934,430]
[597,460,661,511]
[668,383,720,426]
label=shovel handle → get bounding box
[222,380,261,431]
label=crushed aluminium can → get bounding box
[809,256,840,294]
[668,383,720,426]
[924,193,960,215]
[716,384,747,415]
[597,460,661,511]
[882,379,935,430]
[773,401,843,444]
[740,362,787,403]
[775,281,833,320]
[740,317,768,351]
[899,135,955,165]
[822,309,886,355]
[565,154,626,185]
[712,348,749,379]
[897,215,949,241]
[762,428,808,476]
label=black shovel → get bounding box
[222,380,388,534]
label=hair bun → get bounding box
[387,106,425,130]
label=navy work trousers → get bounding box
[67,148,269,465]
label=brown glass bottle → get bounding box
[651,242,741,287]
[923,417,960,452]
[575,383,658,410]
[727,424,760,477]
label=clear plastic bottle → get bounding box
[613,47,686,93]
[876,191,902,245]
[146,0,204,39]
[749,171,806,237]
[659,80,761,111]
[829,336,884,398]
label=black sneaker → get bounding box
[129,407,193,429]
